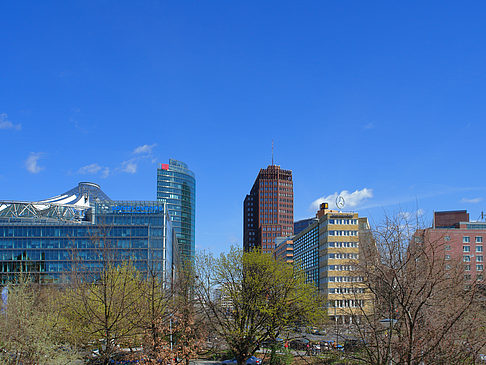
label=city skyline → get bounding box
[2,2,486,255]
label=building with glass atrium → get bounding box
[0,182,177,284]
[157,160,196,263]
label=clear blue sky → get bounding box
[2,1,486,254]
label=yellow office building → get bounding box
[317,204,373,324]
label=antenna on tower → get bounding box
[272,140,274,165]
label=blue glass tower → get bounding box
[157,159,195,264]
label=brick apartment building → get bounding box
[419,210,484,282]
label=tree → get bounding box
[348,213,484,365]
[60,261,143,364]
[135,263,207,365]
[195,247,325,365]
[0,276,80,364]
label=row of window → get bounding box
[328,242,359,248]
[328,287,365,294]
[327,265,356,271]
[462,245,483,252]
[327,276,363,282]
[464,264,483,271]
[462,255,483,262]
[327,253,359,260]
[331,299,364,308]
[462,236,483,243]
[328,230,358,237]
[328,219,358,225]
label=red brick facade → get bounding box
[243,165,294,253]
[423,211,484,282]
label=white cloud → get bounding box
[461,197,483,204]
[78,163,103,174]
[133,143,156,155]
[101,167,110,178]
[122,160,137,174]
[76,143,155,178]
[0,113,21,131]
[25,153,44,174]
[310,188,373,211]
[363,122,374,130]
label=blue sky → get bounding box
[1,1,486,254]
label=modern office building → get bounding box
[416,210,484,282]
[290,203,373,323]
[157,159,196,263]
[0,182,178,284]
[293,222,319,287]
[294,217,318,235]
[243,164,293,254]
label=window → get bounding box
[465,274,471,280]
[463,236,470,243]
[464,265,471,271]
[477,256,483,262]
[477,264,483,271]
[444,235,451,241]
[476,236,483,243]
[445,255,451,260]
[463,245,470,252]
[463,255,471,262]
[445,245,451,250]
[477,246,483,253]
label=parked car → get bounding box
[344,339,366,352]
[261,338,283,349]
[222,356,262,365]
[289,338,310,350]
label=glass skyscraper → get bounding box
[157,159,195,264]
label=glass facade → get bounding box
[157,159,195,264]
[0,187,177,284]
[293,223,319,287]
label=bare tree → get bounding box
[132,263,207,365]
[347,213,483,365]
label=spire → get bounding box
[272,140,274,166]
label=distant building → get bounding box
[294,217,318,235]
[0,182,178,284]
[157,159,196,264]
[418,210,484,282]
[274,237,294,264]
[243,165,293,253]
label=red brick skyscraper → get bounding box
[243,165,294,253]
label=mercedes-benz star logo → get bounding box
[336,195,345,209]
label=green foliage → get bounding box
[270,351,294,365]
[196,247,326,365]
[0,276,80,364]
[60,262,143,360]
